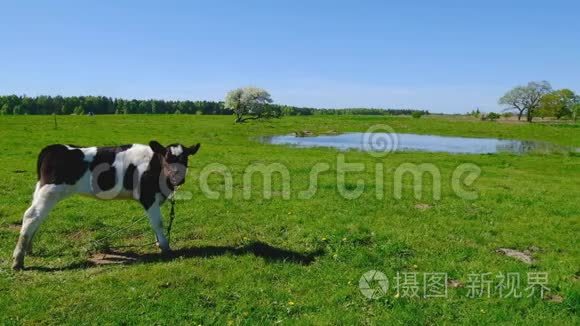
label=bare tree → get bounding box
[499,81,552,122]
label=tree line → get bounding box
[0,95,228,115]
[0,94,429,117]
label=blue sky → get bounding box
[1,0,578,113]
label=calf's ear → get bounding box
[149,140,167,155]
[187,143,201,156]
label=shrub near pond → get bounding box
[481,112,501,121]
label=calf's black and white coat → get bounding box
[12,140,200,270]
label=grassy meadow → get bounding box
[0,114,579,324]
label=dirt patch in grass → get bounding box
[545,294,564,303]
[448,279,464,288]
[88,252,138,265]
[496,248,535,264]
[414,203,432,211]
[6,223,21,232]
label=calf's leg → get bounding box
[145,201,171,254]
[24,182,42,254]
[12,184,65,270]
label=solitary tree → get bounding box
[225,87,273,123]
[499,81,552,122]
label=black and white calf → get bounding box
[12,140,200,270]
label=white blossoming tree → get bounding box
[225,87,275,123]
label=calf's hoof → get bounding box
[12,261,24,271]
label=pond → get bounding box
[259,132,576,154]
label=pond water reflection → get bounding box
[259,133,575,154]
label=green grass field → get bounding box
[0,115,579,324]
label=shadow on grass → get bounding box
[26,241,325,272]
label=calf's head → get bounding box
[149,140,201,187]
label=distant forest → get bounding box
[0,95,429,116]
